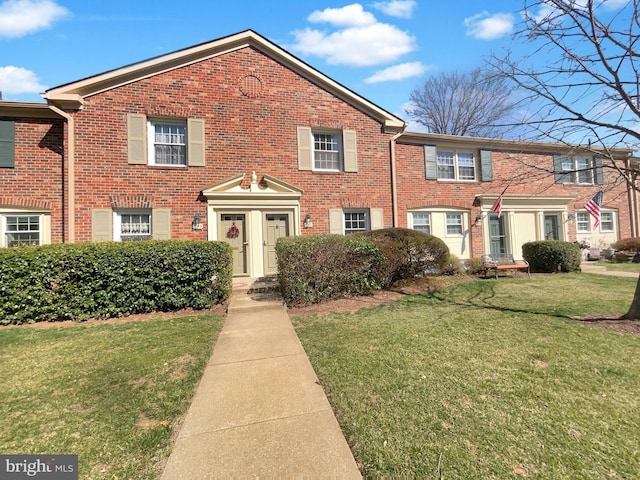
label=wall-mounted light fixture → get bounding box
[192,213,203,231]
[303,213,313,229]
[474,214,483,227]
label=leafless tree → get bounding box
[405,68,519,137]
[489,0,640,318]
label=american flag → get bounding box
[584,190,603,228]
[491,195,503,219]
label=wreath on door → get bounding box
[227,224,240,239]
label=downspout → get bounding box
[390,123,408,227]
[48,105,75,243]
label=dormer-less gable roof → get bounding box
[42,29,406,131]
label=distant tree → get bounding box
[488,0,640,319]
[404,68,518,137]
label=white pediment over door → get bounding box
[200,172,303,203]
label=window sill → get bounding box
[147,164,188,170]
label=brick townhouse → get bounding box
[0,29,636,276]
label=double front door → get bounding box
[218,212,290,276]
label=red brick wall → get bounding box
[0,117,65,242]
[395,142,632,257]
[70,46,395,242]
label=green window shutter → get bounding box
[187,118,205,166]
[480,149,493,181]
[297,126,312,171]
[329,208,343,234]
[424,145,437,179]
[370,208,384,230]
[0,119,15,168]
[127,113,147,164]
[92,209,113,242]
[553,153,570,183]
[152,208,171,240]
[595,156,604,184]
[343,129,358,172]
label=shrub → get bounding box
[465,257,486,275]
[612,253,632,263]
[441,254,467,276]
[276,234,385,306]
[522,240,581,273]
[611,237,640,252]
[0,240,233,325]
[355,228,450,284]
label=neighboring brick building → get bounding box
[0,30,636,275]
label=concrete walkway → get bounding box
[161,279,362,479]
[580,261,640,278]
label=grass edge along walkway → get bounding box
[292,274,640,479]
[0,313,223,479]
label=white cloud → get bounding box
[0,66,47,95]
[291,23,416,66]
[464,11,514,40]
[0,0,68,38]
[308,4,376,27]
[371,0,417,19]
[364,61,429,83]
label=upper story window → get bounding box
[148,120,187,166]
[436,150,476,181]
[296,127,358,173]
[555,155,602,185]
[313,131,342,171]
[411,213,431,234]
[4,215,40,246]
[127,114,205,167]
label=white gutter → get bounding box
[47,105,75,243]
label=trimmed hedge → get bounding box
[0,240,233,325]
[522,240,581,273]
[276,234,385,306]
[355,228,450,284]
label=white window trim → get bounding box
[147,118,187,167]
[600,211,615,232]
[560,156,595,184]
[576,211,591,233]
[437,149,477,181]
[113,210,152,242]
[1,211,49,247]
[343,209,369,234]
[445,213,464,237]
[312,130,343,172]
[410,212,431,234]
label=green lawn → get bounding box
[292,274,640,479]
[0,314,223,479]
[596,260,640,273]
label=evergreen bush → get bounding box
[522,240,581,273]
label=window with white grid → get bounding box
[576,211,591,232]
[600,212,614,231]
[559,156,595,184]
[115,211,151,241]
[4,215,40,246]
[313,132,341,171]
[344,210,368,234]
[412,213,431,234]
[446,213,463,235]
[437,150,476,180]
[148,120,186,166]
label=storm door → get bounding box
[488,213,507,254]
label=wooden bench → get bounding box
[481,253,530,279]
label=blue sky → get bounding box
[0,0,631,130]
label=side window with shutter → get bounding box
[480,149,493,181]
[0,118,15,168]
[424,145,437,179]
